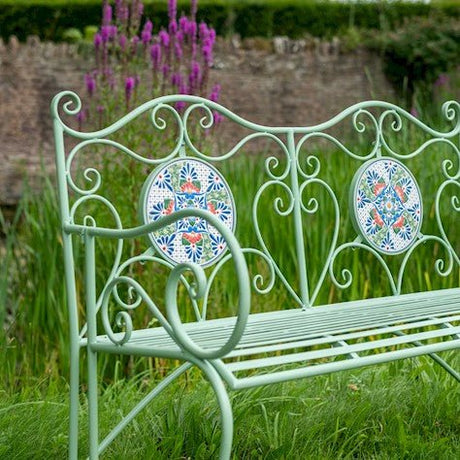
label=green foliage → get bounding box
[62,27,83,43]
[372,16,460,101]
[0,360,459,458]
[1,0,459,42]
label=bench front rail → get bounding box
[52,92,460,459]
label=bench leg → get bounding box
[197,361,233,460]
[87,347,99,459]
[427,353,460,383]
[69,345,80,460]
[393,331,460,382]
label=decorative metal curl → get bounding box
[296,154,321,180]
[295,130,379,165]
[201,248,277,319]
[329,242,397,295]
[182,102,290,163]
[378,105,460,160]
[299,178,341,306]
[396,235,456,293]
[264,153,291,181]
[435,180,460,266]
[101,276,172,346]
[110,252,202,321]
[253,180,302,306]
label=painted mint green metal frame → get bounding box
[51,91,460,459]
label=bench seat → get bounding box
[93,288,460,389]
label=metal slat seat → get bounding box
[94,288,460,388]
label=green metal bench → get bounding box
[51,91,460,459]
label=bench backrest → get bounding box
[52,92,459,329]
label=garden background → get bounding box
[1,0,459,458]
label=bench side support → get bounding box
[53,116,81,460]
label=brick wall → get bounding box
[0,36,395,205]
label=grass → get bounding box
[1,356,459,459]
[1,102,459,457]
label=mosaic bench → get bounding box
[51,92,460,459]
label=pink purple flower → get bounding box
[209,84,220,103]
[102,2,112,26]
[94,32,102,49]
[179,15,189,34]
[141,20,153,44]
[84,73,97,96]
[125,76,136,102]
[119,34,127,50]
[159,30,170,47]
[434,74,449,87]
[168,0,177,21]
[150,43,161,68]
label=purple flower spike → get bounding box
[199,22,209,40]
[159,30,170,47]
[169,19,178,35]
[150,43,161,68]
[179,15,189,34]
[101,25,111,42]
[116,1,129,23]
[102,2,112,26]
[175,101,186,111]
[119,34,127,50]
[209,84,221,103]
[209,28,216,43]
[142,20,153,44]
[77,109,86,123]
[162,64,170,78]
[85,73,96,96]
[188,20,197,37]
[202,43,213,65]
[131,36,140,54]
[171,72,182,87]
[191,0,197,20]
[125,76,136,101]
[410,107,419,118]
[97,105,105,113]
[174,41,183,59]
[213,110,224,124]
[189,61,201,89]
[94,32,102,49]
[168,0,177,21]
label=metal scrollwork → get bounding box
[101,275,172,345]
[52,91,459,325]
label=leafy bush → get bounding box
[0,0,459,42]
[372,16,460,101]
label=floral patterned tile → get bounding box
[142,158,236,267]
[351,158,423,254]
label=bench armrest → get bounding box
[164,209,251,359]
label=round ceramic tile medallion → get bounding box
[141,158,236,267]
[351,158,423,255]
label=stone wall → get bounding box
[0,35,395,206]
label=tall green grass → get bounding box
[0,358,459,458]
